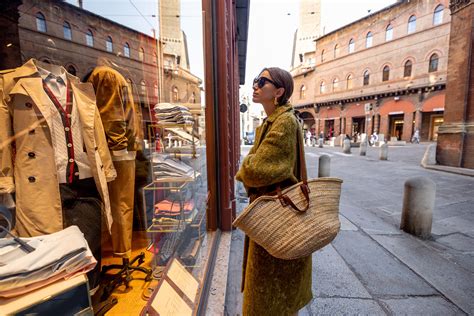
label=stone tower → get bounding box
[291,0,321,68]
[159,0,189,70]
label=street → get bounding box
[225,143,474,315]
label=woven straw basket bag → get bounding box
[233,122,343,260]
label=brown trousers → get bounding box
[108,159,135,258]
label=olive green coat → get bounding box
[235,104,312,315]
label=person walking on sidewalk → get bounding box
[236,67,312,316]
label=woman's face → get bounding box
[252,70,279,104]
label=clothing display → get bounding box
[154,102,194,125]
[87,66,139,258]
[152,155,195,180]
[154,199,194,217]
[0,226,96,298]
[0,59,116,237]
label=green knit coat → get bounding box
[235,103,313,315]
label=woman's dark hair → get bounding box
[260,67,294,105]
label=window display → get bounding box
[0,0,212,314]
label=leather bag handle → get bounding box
[276,118,310,212]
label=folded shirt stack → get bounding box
[152,155,195,180]
[0,226,96,298]
[154,199,195,217]
[154,103,194,125]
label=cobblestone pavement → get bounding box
[225,143,474,315]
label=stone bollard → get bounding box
[343,139,351,154]
[318,138,324,148]
[400,177,436,239]
[318,154,331,177]
[379,143,388,160]
[360,141,367,156]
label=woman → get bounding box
[236,67,312,315]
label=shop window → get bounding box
[124,42,130,58]
[300,84,306,99]
[382,66,390,82]
[348,38,355,53]
[366,32,373,48]
[63,21,72,40]
[334,44,339,58]
[433,5,444,25]
[172,86,179,101]
[106,36,113,52]
[408,15,416,34]
[139,47,145,62]
[332,78,339,92]
[86,29,94,47]
[363,70,370,86]
[346,74,353,89]
[385,24,393,41]
[429,53,439,72]
[36,12,47,33]
[319,81,326,94]
[404,60,412,77]
[66,64,76,76]
[321,49,325,63]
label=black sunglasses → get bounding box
[253,76,279,89]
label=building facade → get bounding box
[291,0,450,143]
[291,0,321,68]
[437,0,474,169]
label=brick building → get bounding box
[1,0,201,125]
[291,0,450,143]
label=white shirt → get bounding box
[37,66,93,183]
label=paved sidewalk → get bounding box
[225,143,474,315]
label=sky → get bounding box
[70,0,396,113]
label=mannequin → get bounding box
[0,59,116,292]
[86,65,151,287]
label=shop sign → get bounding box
[389,111,403,115]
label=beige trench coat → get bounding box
[0,59,116,237]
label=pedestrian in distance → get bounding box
[411,129,420,144]
[236,67,312,316]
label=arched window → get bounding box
[124,43,130,58]
[126,78,133,92]
[404,60,413,77]
[86,29,94,47]
[153,51,157,64]
[433,5,444,25]
[332,78,339,91]
[429,53,439,72]
[363,70,370,86]
[172,86,179,102]
[300,85,306,99]
[63,22,72,40]
[334,44,339,58]
[319,81,326,94]
[382,65,390,82]
[66,65,76,76]
[321,49,325,63]
[106,36,113,52]
[36,12,47,32]
[348,38,355,53]
[139,47,145,61]
[154,83,159,97]
[385,24,393,41]
[366,32,373,48]
[408,15,416,34]
[140,80,146,95]
[191,92,196,103]
[346,74,353,90]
